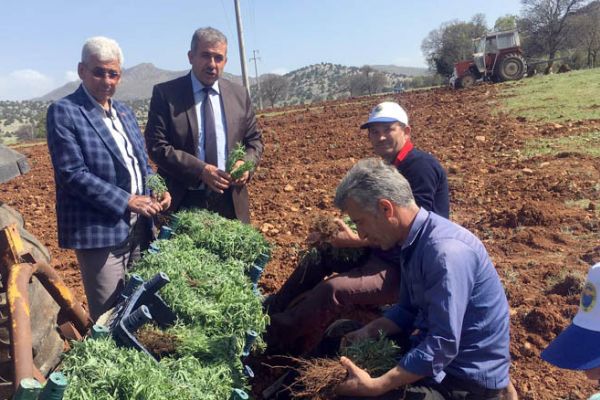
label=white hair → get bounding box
[81,36,124,66]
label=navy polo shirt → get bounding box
[393,141,450,219]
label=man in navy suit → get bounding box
[145,27,263,223]
[47,36,171,320]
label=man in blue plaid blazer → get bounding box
[47,37,171,320]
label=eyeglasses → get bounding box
[86,66,121,80]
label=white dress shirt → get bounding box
[82,85,143,196]
[191,72,228,171]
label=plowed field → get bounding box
[2,83,599,399]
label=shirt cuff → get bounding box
[399,347,445,381]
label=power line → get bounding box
[250,49,262,110]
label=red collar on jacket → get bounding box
[392,140,414,167]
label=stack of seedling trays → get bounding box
[59,209,270,400]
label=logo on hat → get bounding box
[581,282,597,312]
[374,105,383,112]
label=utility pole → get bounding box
[250,50,263,110]
[234,0,251,95]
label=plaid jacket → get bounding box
[47,85,153,249]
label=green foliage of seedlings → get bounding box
[342,215,357,231]
[146,174,167,200]
[61,337,234,400]
[226,142,255,179]
[134,235,268,346]
[173,209,271,264]
[341,333,402,377]
[226,142,246,172]
[230,160,255,180]
[63,209,269,398]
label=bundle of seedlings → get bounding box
[226,142,256,180]
[146,174,172,227]
[173,209,270,265]
[137,323,245,375]
[300,214,368,269]
[146,174,168,202]
[289,334,401,399]
[136,324,182,359]
[60,336,235,400]
[134,235,268,344]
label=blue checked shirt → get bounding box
[383,209,510,389]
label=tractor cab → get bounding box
[473,30,522,77]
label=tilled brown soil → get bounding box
[2,83,599,399]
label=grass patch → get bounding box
[565,199,593,210]
[545,269,586,296]
[522,130,600,158]
[499,68,600,122]
[565,198,599,217]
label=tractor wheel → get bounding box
[457,73,476,89]
[497,53,527,82]
[0,205,63,398]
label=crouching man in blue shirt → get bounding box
[333,158,511,400]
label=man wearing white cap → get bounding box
[542,262,600,399]
[360,101,448,217]
[266,102,449,355]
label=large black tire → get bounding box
[457,73,476,89]
[0,204,63,398]
[497,53,527,82]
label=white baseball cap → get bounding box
[360,102,409,129]
[541,263,600,370]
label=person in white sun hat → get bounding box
[542,262,600,400]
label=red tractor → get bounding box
[450,30,527,89]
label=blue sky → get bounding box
[0,0,522,100]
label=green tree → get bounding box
[518,0,587,65]
[569,1,600,67]
[421,15,488,76]
[494,14,518,31]
[259,74,289,108]
[35,110,47,138]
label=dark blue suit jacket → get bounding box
[47,85,153,249]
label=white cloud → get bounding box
[268,68,288,75]
[64,70,79,82]
[0,69,55,100]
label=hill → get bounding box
[35,63,242,102]
[277,63,408,105]
[371,64,430,76]
[35,62,428,104]
[252,63,411,106]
